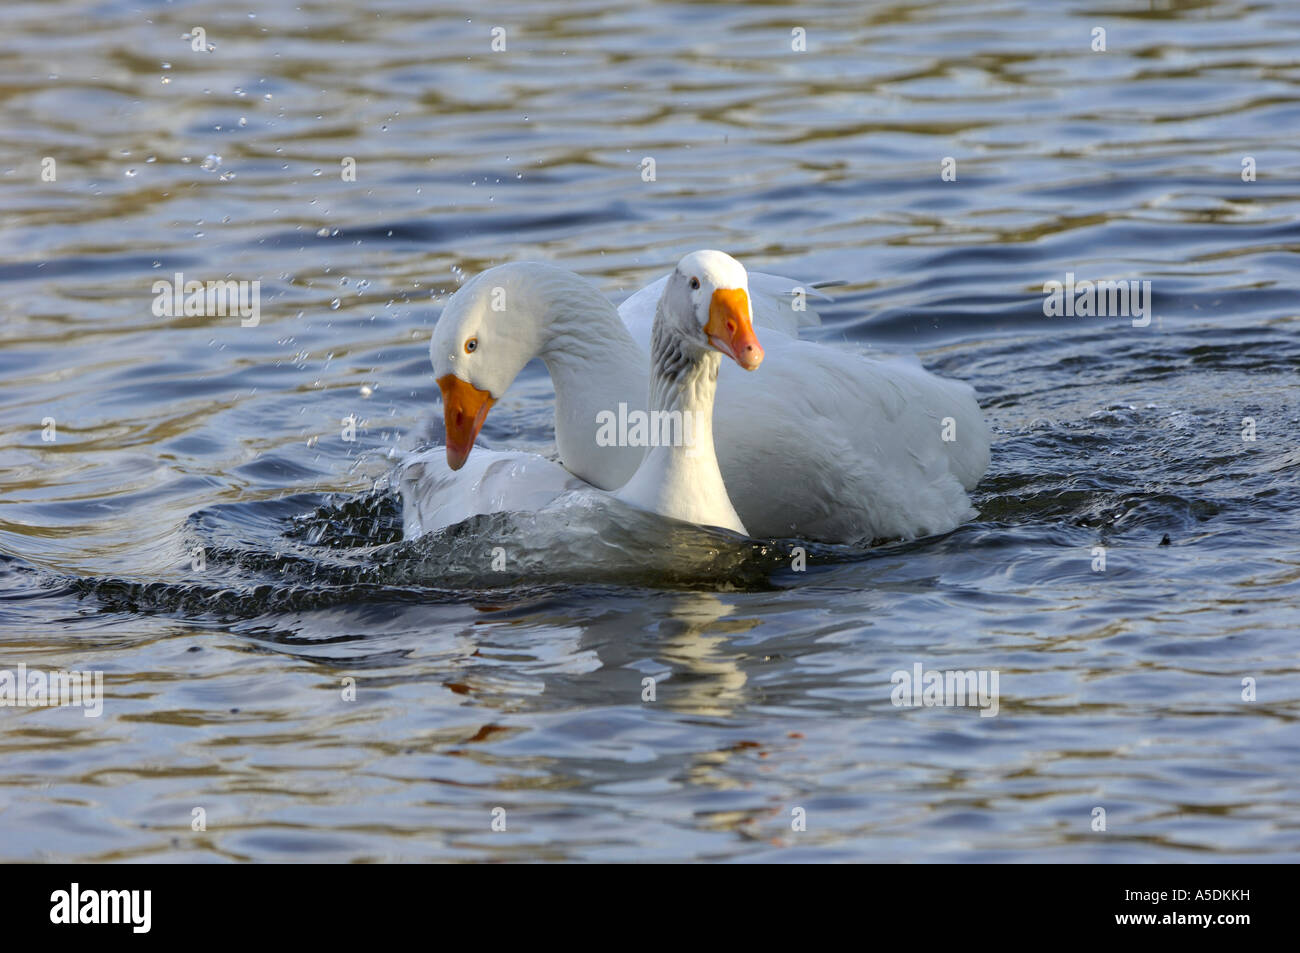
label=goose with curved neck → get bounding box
[614,252,761,534]
[432,263,646,489]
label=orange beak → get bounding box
[704,287,764,370]
[437,373,495,470]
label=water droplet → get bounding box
[238,116,247,127]
[330,299,341,310]
[200,153,221,171]
[360,385,373,398]
[125,168,137,177]
[312,168,322,176]
[316,227,330,237]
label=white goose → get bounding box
[400,252,764,537]
[416,250,990,542]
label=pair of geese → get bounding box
[399,250,990,545]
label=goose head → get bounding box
[661,250,764,372]
[428,264,562,469]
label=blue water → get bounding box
[1,0,1298,861]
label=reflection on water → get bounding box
[1,0,1299,861]
[653,593,751,718]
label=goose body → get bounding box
[416,252,990,543]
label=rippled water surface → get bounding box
[2,0,1298,862]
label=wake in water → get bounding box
[35,487,854,623]
[15,323,1294,626]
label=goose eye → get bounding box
[689,277,700,290]
[464,337,478,354]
